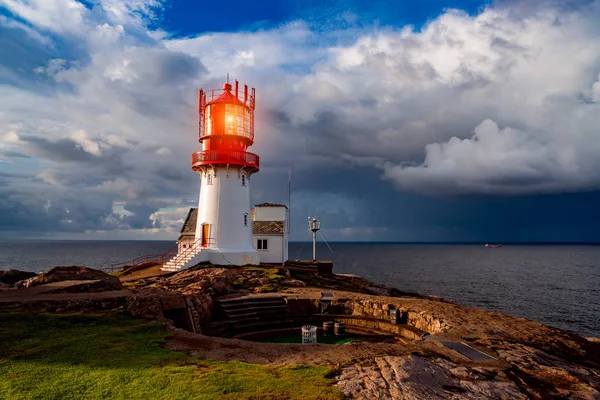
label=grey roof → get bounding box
[178,208,198,240]
[253,202,288,208]
[177,207,284,238]
[252,220,285,234]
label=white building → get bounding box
[251,203,288,264]
[173,203,289,266]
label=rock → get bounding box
[0,269,36,285]
[40,280,125,294]
[289,279,306,287]
[210,281,227,295]
[337,355,526,399]
[126,288,167,319]
[365,286,390,296]
[0,281,16,291]
[22,266,122,291]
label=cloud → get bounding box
[1,0,600,238]
[383,118,600,195]
[286,3,600,195]
[0,0,87,35]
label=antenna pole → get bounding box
[308,217,321,262]
[312,230,317,261]
[288,169,291,234]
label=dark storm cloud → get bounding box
[0,182,122,235]
[0,150,29,158]
[22,136,96,163]
[122,203,159,229]
[269,165,600,242]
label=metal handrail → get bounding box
[131,241,179,266]
[192,150,259,170]
[201,88,255,108]
[167,237,215,267]
[129,236,216,269]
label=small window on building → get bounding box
[206,173,213,185]
[257,239,268,250]
[183,244,187,248]
[241,174,246,186]
[244,213,248,226]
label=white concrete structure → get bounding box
[162,168,260,271]
[196,167,259,264]
[252,203,288,264]
[164,202,288,270]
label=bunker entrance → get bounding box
[163,308,193,331]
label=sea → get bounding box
[1,240,598,338]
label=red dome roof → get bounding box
[207,83,247,106]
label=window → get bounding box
[241,174,246,186]
[257,239,268,250]
[244,213,248,226]
[206,173,213,185]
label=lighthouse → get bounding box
[161,79,261,270]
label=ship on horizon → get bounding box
[485,243,502,248]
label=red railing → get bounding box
[192,150,259,171]
[131,241,179,267]
[199,87,255,109]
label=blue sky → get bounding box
[159,0,491,36]
[1,0,600,242]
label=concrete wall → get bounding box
[253,235,285,264]
[284,297,448,335]
[195,166,259,265]
[253,206,286,221]
[178,237,194,253]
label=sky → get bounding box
[1,0,600,242]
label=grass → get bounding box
[0,312,343,400]
[244,266,286,282]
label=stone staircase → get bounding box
[206,296,291,338]
[160,243,204,272]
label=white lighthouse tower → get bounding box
[161,79,260,270]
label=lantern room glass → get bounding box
[203,103,252,141]
[224,104,252,140]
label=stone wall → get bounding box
[126,290,209,334]
[340,299,449,334]
[284,296,448,337]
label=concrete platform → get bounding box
[425,336,496,361]
[284,260,333,274]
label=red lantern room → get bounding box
[192,80,259,173]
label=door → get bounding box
[201,224,209,247]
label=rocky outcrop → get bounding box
[0,269,36,285]
[337,347,600,400]
[2,263,598,399]
[126,287,170,319]
[495,343,600,399]
[22,266,122,291]
[337,355,526,399]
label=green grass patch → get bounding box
[244,266,286,283]
[0,312,342,400]
[257,284,277,293]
